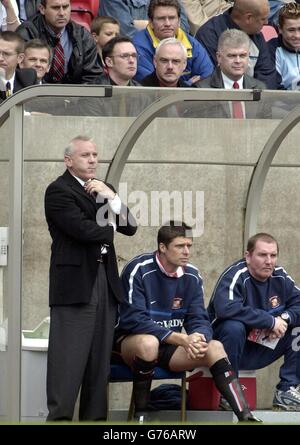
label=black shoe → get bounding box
[239,413,262,423]
[134,411,149,424]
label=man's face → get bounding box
[159,236,192,272]
[280,18,300,51]
[40,0,71,33]
[105,42,137,83]
[245,240,278,282]
[217,45,249,81]
[20,47,51,81]
[93,23,120,49]
[0,38,23,78]
[150,6,180,40]
[64,140,98,182]
[154,43,187,86]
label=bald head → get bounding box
[232,0,269,35]
[234,0,268,14]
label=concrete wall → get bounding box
[2,110,300,410]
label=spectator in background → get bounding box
[16,0,101,84]
[0,0,20,31]
[268,2,300,89]
[268,1,299,26]
[76,36,149,117]
[194,29,267,118]
[99,0,190,39]
[91,15,120,67]
[195,0,281,89]
[181,0,232,35]
[141,37,190,86]
[96,35,139,86]
[20,38,51,82]
[0,30,37,102]
[133,0,213,83]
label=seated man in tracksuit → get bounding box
[208,232,300,411]
[114,220,260,423]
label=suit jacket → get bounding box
[193,67,269,119]
[140,71,190,87]
[44,170,137,306]
[0,68,37,103]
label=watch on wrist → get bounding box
[280,312,290,324]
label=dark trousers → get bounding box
[47,262,117,420]
[214,320,300,391]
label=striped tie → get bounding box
[49,33,65,82]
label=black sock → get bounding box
[210,357,252,421]
[131,356,156,412]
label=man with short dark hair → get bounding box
[97,35,139,86]
[20,38,51,82]
[268,2,300,90]
[75,36,150,117]
[16,0,101,83]
[0,30,37,102]
[114,221,260,423]
[133,0,213,83]
[99,0,190,39]
[208,232,300,411]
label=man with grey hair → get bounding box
[196,29,266,89]
[141,37,190,86]
[44,136,137,420]
[195,0,281,89]
[194,29,267,118]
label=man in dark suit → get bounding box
[194,28,268,119]
[194,0,280,89]
[0,30,37,102]
[44,135,137,421]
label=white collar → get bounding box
[221,72,244,89]
[5,72,16,92]
[72,175,85,186]
[156,252,184,278]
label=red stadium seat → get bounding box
[261,25,278,42]
[70,0,100,31]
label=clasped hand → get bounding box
[186,332,208,360]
